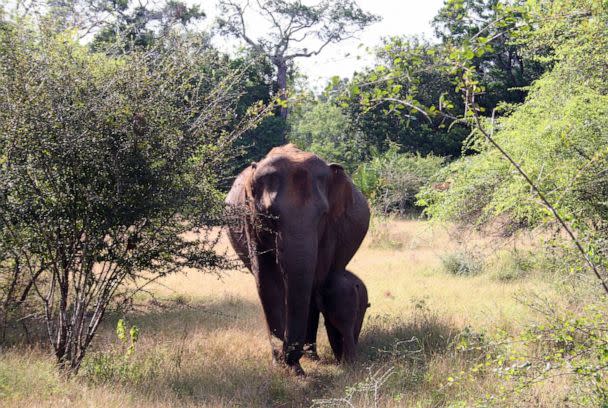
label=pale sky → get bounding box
[7,0,445,84]
[196,0,445,87]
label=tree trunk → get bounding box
[274,57,288,144]
[276,60,288,118]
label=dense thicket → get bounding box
[415,3,608,401]
[0,15,268,369]
[419,0,608,252]
[291,0,548,163]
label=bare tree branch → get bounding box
[217,0,379,123]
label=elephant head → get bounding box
[245,144,352,235]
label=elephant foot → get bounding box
[304,351,320,361]
[271,351,306,376]
[303,343,320,361]
[283,343,306,377]
[287,362,306,377]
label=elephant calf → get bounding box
[319,269,369,363]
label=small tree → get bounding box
[0,25,265,371]
[352,145,446,215]
[217,0,379,128]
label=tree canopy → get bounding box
[419,0,608,252]
[217,0,379,124]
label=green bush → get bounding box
[417,0,608,264]
[441,250,485,277]
[0,25,258,371]
[451,298,608,407]
[353,144,445,214]
[80,320,153,384]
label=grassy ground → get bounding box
[0,219,572,407]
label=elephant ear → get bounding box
[328,163,353,220]
[243,162,257,204]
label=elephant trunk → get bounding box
[277,226,318,366]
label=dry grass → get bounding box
[0,219,570,407]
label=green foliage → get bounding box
[426,2,608,401]
[86,0,206,51]
[417,152,511,227]
[333,0,548,161]
[116,319,140,356]
[81,319,156,384]
[218,0,379,144]
[451,299,608,406]
[352,144,445,214]
[0,23,260,370]
[433,0,547,109]
[287,101,367,172]
[419,0,608,251]
[289,101,350,147]
[223,51,287,177]
[335,36,470,158]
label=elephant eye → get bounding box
[316,174,328,187]
[257,172,280,191]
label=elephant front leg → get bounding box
[303,301,320,361]
[324,319,343,362]
[255,260,285,364]
[282,272,314,376]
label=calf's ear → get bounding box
[328,163,352,220]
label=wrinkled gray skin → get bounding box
[318,269,369,363]
[225,145,370,375]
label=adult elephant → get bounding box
[225,144,370,375]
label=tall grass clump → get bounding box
[490,249,534,282]
[441,250,485,277]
